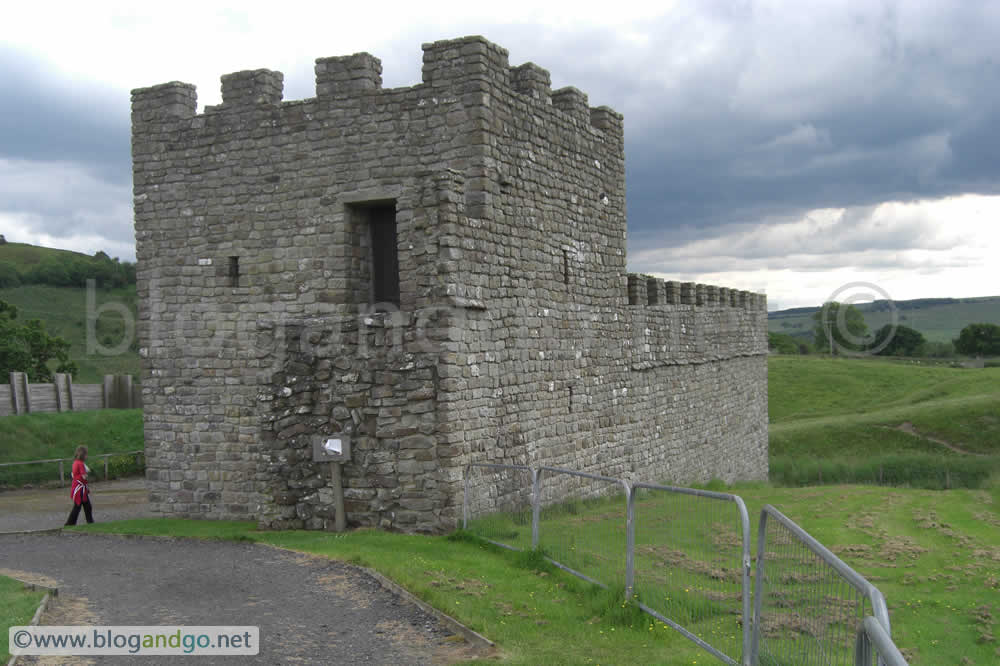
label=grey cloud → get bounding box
[3,3,999,273]
[0,46,130,184]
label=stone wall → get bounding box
[132,35,768,532]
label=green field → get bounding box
[769,296,1000,344]
[0,285,140,382]
[0,575,47,661]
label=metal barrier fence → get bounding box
[630,483,751,665]
[0,450,146,486]
[462,463,536,550]
[855,616,908,666]
[463,463,752,665]
[536,467,629,589]
[750,504,893,666]
[464,465,909,666]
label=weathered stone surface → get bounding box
[134,35,768,535]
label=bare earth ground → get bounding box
[0,482,488,665]
[0,478,152,533]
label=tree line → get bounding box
[0,251,136,289]
[769,301,1000,358]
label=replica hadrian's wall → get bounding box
[132,36,768,532]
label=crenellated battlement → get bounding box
[316,53,382,96]
[130,35,621,137]
[221,69,284,107]
[626,273,766,311]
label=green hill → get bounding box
[0,242,140,383]
[769,295,1000,344]
[769,355,1000,488]
[0,285,140,383]
[0,241,93,269]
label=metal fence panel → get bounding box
[461,467,903,666]
[855,616,909,666]
[535,467,629,589]
[462,463,535,550]
[630,483,751,665]
[752,504,893,666]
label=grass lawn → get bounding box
[70,480,1000,665]
[0,575,47,661]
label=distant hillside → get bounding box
[0,242,140,383]
[769,295,1000,344]
[0,285,140,383]
[0,240,135,289]
[0,241,92,268]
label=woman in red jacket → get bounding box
[65,445,94,525]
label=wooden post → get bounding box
[331,462,346,532]
[103,375,113,409]
[21,372,31,414]
[123,375,133,409]
[9,372,19,415]
[59,459,65,486]
[54,373,63,412]
[66,374,75,411]
[104,456,109,481]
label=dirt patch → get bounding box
[637,544,741,583]
[372,619,485,664]
[15,593,101,666]
[0,567,60,588]
[0,478,150,532]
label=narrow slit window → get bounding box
[562,249,570,288]
[228,256,239,287]
[369,205,399,308]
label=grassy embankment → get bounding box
[769,355,1000,489]
[0,575,47,661]
[0,409,143,486]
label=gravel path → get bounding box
[0,478,151,532]
[1,532,484,664]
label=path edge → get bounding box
[5,576,58,666]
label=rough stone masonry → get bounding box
[131,35,768,533]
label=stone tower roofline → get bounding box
[130,35,624,138]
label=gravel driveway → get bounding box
[1,481,489,664]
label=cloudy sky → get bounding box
[2,0,998,310]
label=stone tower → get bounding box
[132,36,768,532]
